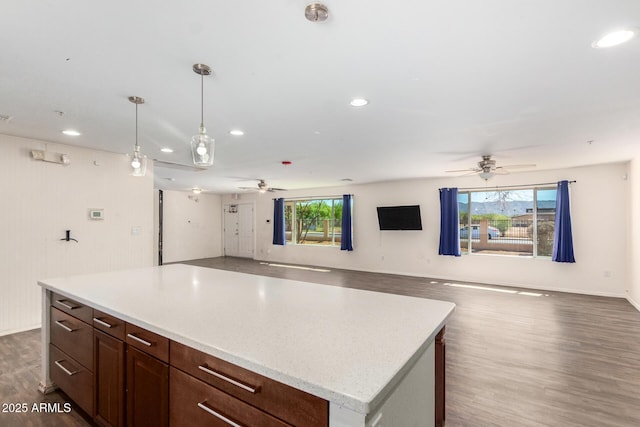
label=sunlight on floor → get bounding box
[429,280,546,297]
[259,262,331,273]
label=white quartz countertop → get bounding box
[39,264,455,414]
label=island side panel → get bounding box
[38,288,55,393]
[329,340,436,427]
[369,340,435,427]
[435,326,446,427]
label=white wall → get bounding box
[161,190,222,263]
[0,135,154,336]
[628,157,640,310]
[225,162,629,297]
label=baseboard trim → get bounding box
[627,295,640,313]
[0,324,41,338]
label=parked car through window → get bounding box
[459,225,501,240]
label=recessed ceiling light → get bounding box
[229,129,244,136]
[192,187,202,194]
[350,98,369,107]
[160,148,174,153]
[62,129,81,136]
[592,29,637,48]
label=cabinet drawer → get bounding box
[171,341,328,427]
[93,309,126,341]
[50,307,93,370]
[50,292,93,324]
[125,323,169,363]
[50,344,93,416]
[170,367,291,427]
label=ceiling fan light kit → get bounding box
[190,63,215,167]
[128,96,147,177]
[239,179,287,193]
[446,154,536,181]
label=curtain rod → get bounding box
[456,180,576,191]
[273,194,352,201]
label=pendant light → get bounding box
[128,96,147,176]
[190,63,214,167]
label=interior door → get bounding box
[237,204,254,258]
[224,205,239,257]
[224,203,254,258]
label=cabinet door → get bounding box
[94,330,125,427]
[126,346,168,427]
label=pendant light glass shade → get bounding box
[190,64,214,167]
[129,96,147,176]
[191,125,214,166]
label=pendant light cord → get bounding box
[200,71,204,128]
[135,102,139,149]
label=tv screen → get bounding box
[376,205,423,230]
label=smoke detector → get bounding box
[305,3,328,22]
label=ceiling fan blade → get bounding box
[446,168,479,173]
[499,164,536,169]
[268,187,288,191]
[154,159,207,172]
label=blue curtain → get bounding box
[340,194,353,251]
[439,188,460,256]
[272,198,285,245]
[552,181,575,263]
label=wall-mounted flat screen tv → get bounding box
[376,205,423,230]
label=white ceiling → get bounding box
[2,0,640,193]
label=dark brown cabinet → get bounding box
[126,346,169,427]
[94,330,125,427]
[48,291,328,427]
[170,367,291,427]
[49,343,94,415]
[49,294,94,416]
[171,341,328,426]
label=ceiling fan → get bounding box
[446,155,535,180]
[238,179,287,193]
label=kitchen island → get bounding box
[39,264,455,426]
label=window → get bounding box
[458,187,557,256]
[285,198,343,246]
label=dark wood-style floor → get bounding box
[2,256,640,426]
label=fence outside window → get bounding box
[458,187,557,257]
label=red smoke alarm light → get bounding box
[281,160,292,166]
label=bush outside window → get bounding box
[285,198,343,246]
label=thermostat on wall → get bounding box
[89,209,104,220]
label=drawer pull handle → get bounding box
[93,318,114,328]
[54,320,75,332]
[127,333,152,347]
[197,401,244,427]
[55,300,77,310]
[198,365,257,394]
[54,360,78,376]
